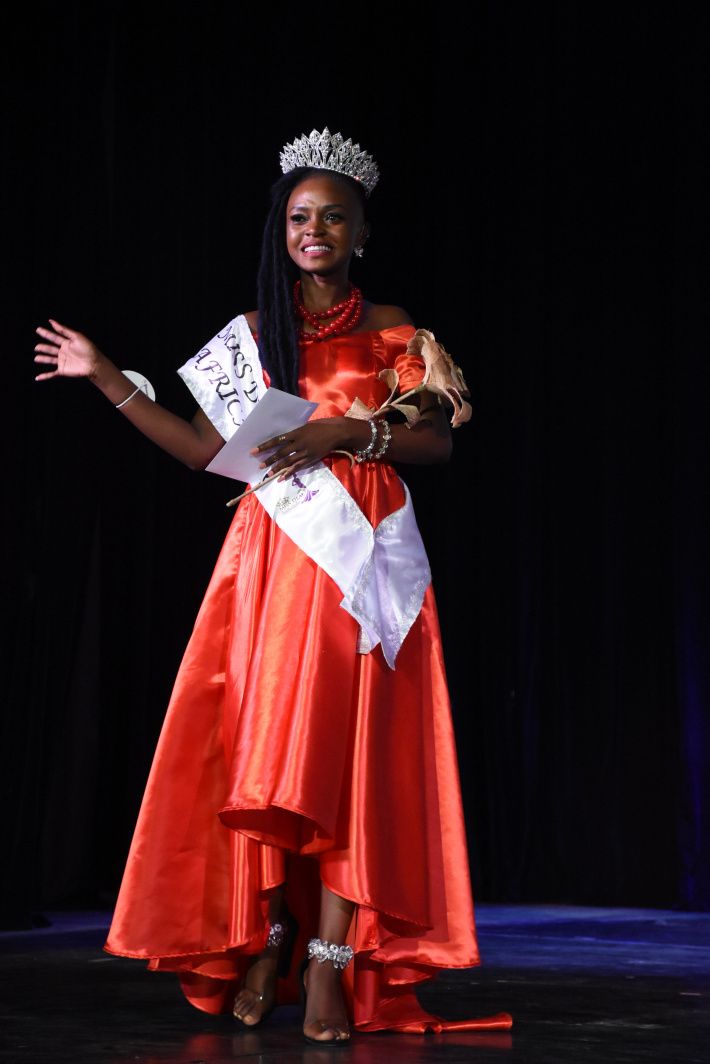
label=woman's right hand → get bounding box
[34,319,104,381]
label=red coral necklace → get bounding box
[293,281,363,341]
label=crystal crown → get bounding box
[280,128,379,196]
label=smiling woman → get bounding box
[34,127,510,1045]
[286,176,369,272]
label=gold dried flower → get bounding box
[406,330,471,428]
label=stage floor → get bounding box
[1,904,708,1062]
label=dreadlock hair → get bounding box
[256,167,368,395]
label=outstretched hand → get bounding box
[34,319,103,381]
[253,417,359,481]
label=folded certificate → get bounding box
[206,388,318,484]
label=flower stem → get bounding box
[369,383,426,420]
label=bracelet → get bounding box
[116,386,141,409]
[372,419,391,460]
[354,419,379,463]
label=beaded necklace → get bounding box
[293,281,363,341]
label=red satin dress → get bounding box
[105,325,512,1033]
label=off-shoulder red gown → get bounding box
[104,325,512,1033]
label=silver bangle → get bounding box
[116,386,141,409]
[354,419,379,463]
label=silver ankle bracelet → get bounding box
[267,922,285,947]
[307,938,354,969]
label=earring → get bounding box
[354,245,364,258]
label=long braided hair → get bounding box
[256,168,367,395]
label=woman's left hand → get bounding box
[252,416,365,481]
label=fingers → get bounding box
[48,319,75,338]
[33,344,60,382]
[36,320,77,347]
[35,327,61,345]
[34,321,81,382]
[251,434,300,472]
[252,432,294,454]
[253,441,306,480]
[34,350,59,380]
[276,462,301,482]
[256,448,313,482]
[263,450,299,474]
[274,450,321,481]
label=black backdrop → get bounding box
[2,1,709,928]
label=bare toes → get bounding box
[304,1020,350,1043]
[234,990,263,1024]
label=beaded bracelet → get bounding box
[354,419,379,463]
[372,419,391,460]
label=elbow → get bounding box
[406,417,453,464]
[429,436,453,465]
[185,454,215,472]
[184,446,218,472]
[418,443,452,466]
[184,436,226,472]
[413,435,452,466]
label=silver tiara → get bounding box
[280,128,379,196]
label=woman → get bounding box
[35,128,511,1044]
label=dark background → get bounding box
[2,0,709,928]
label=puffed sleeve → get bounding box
[383,326,425,395]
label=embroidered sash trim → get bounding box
[178,316,431,667]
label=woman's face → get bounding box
[285,173,368,278]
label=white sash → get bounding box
[178,316,267,436]
[178,316,432,668]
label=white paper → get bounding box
[205,388,318,484]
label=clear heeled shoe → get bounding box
[233,914,299,1029]
[298,938,353,1048]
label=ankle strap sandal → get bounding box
[299,942,353,1047]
